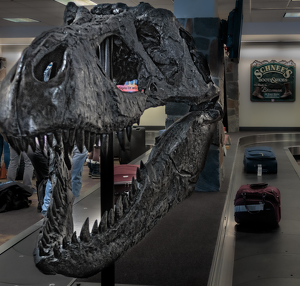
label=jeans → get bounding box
[7,146,34,190]
[41,179,52,216]
[0,134,10,169]
[72,145,88,197]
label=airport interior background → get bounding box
[1,0,300,285]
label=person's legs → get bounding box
[7,146,20,181]
[3,140,10,169]
[41,179,52,217]
[71,145,88,197]
[22,151,34,190]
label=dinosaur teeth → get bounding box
[43,231,51,244]
[140,160,145,170]
[99,211,108,232]
[108,208,115,227]
[27,136,37,152]
[53,242,61,258]
[92,219,99,235]
[53,129,62,145]
[84,130,91,152]
[115,196,123,220]
[136,167,142,182]
[76,129,85,153]
[131,177,138,195]
[80,217,91,242]
[96,133,101,147]
[71,231,78,244]
[117,130,125,151]
[122,194,129,210]
[62,236,69,249]
[38,134,45,151]
[126,126,132,142]
[47,133,54,148]
[69,128,76,146]
[63,129,69,143]
[38,243,49,257]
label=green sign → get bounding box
[251,60,296,102]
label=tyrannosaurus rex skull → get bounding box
[0,2,222,278]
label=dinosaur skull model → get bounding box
[0,2,222,278]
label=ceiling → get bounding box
[1,0,300,42]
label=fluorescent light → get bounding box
[284,12,300,17]
[3,18,39,23]
[55,0,96,5]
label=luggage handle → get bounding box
[243,192,266,214]
[249,183,268,189]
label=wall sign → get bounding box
[251,60,296,102]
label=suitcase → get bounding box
[234,183,281,226]
[244,146,277,173]
[114,164,139,200]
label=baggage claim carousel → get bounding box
[1,132,300,286]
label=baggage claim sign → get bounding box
[251,60,296,102]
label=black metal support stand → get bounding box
[100,37,115,286]
[100,133,115,285]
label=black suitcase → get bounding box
[244,146,277,174]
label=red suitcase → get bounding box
[234,183,281,226]
[114,164,139,199]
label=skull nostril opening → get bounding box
[34,45,66,82]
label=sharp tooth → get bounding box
[80,217,90,242]
[140,160,145,170]
[84,130,91,152]
[99,211,108,232]
[38,243,49,256]
[117,130,125,151]
[62,237,68,249]
[53,130,62,145]
[27,137,37,152]
[69,128,76,146]
[71,231,78,244]
[96,134,101,147]
[129,190,134,201]
[108,208,115,227]
[122,195,129,210]
[126,126,132,142]
[47,133,54,148]
[136,167,142,182]
[63,129,69,143]
[76,129,85,153]
[38,134,45,151]
[41,237,48,248]
[43,232,51,244]
[53,242,61,258]
[115,196,123,220]
[131,177,138,195]
[92,220,99,235]
[90,133,96,150]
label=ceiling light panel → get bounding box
[54,0,96,5]
[284,12,300,17]
[3,18,39,23]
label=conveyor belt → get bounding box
[209,133,300,286]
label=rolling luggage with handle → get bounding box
[234,183,281,226]
[243,146,277,174]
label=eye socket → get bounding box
[34,45,66,82]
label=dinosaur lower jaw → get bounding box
[32,103,222,278]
